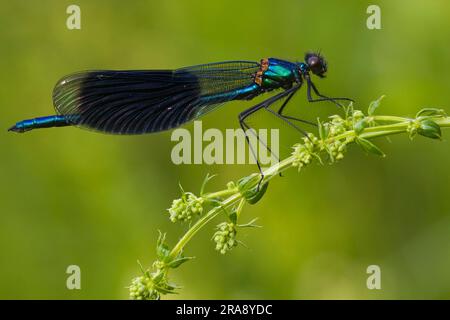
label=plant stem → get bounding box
[168,193,242,261]
[372,115,411,122]
[166,116,450,269]
[204,188,238,199]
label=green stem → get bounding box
[168,193,242,261]
[235,198,246,220]
[372,115,411,122]
[204,188,238,199]
[166,116,450,264]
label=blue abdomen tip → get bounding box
[8,115,71,133]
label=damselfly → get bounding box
[9,52,352,179]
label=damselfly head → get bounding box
[305,52,327,78]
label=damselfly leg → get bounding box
[306,76,354,108]
[239,85,306,189]
[276,89,318,127]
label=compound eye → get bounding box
[309,56,323,73]
[306,54,327,77]
[307,55,320,69]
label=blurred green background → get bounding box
[1,0,450,299]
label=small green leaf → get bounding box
[178,183,187,201]
[356,137,385,157]
[152,270,165,283]
[167,256,194,269]
[237,174,268,205]
[228,210,238,224]
[318,118,327,140]
[238,218,262,228]
[137,260,147,276]
[415,108,447,118]
[245,182,268,205]
[344,101,354,118]
[200,173,216,196]
[368,95,385,116]
[354,119,368,135]
[153,284,178,295]
[205,198,220,206]
[156,231,170,261]
[418,119,442,140]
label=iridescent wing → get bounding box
[52,61,261,134]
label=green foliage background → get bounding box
[1,0,450,299]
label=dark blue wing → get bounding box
[52,61,261,134]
